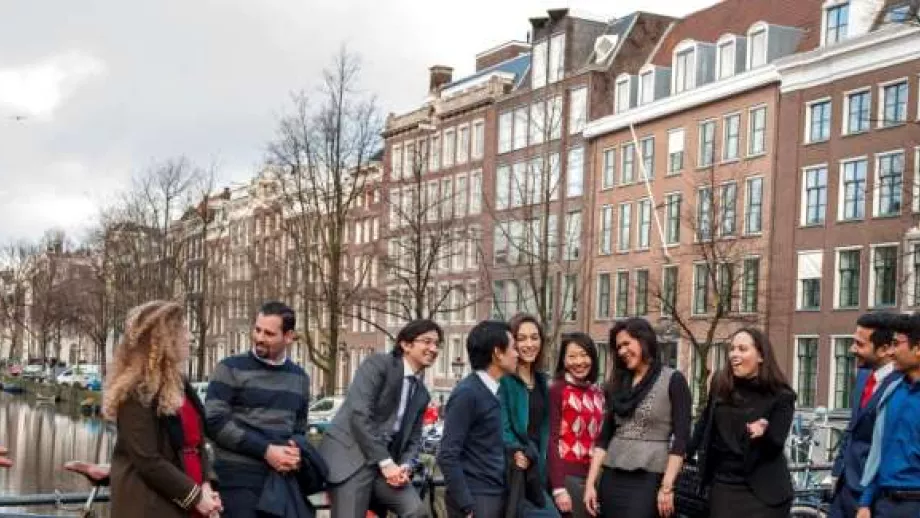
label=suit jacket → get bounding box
[110,381,218,518]
[318,353,430,484]
[832,366,900,492]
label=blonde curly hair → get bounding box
[102,300,188,420]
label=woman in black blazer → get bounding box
[686,328,796,518]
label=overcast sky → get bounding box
[0,0,718,243]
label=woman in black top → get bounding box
[687,328,796,518]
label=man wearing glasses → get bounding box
[319,319,442,518]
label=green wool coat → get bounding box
[499,371,551,485]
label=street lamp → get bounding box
[450,356,465,381]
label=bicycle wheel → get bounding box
[789,504,826,517]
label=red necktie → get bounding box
[860,373,877,409]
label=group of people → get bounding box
[45,296,920,518]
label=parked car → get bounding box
[57,364,101,388]
[307,396,345,434]
[22,364,45,381]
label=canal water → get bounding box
[0,393,113,517]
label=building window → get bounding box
[741,257,760,313]
[471,120,485,160]
[391,144,402,179]
[665,193,681,245]
[837,249,861,309]
[872,245,898,307]
[914,243,920,306]
[797,337,819,408]
[510,162,525,208]
[532,40,548,89]
[833,337,857,410]
[881,81,908,127]
[723,114,741,161]
[442,129,455,168]
[569,87,588,135]
[640,137,655,179]
[749,106,767,156]
[668,128,685,173]
[745,177,763,234]
[564,211,582,260]
[662,265,678,314]
[528,102,544,145]
[470,171,482,215]
[456,125,470,164]
[615,271,630,318]
[748,28,767,68]
[600,206,613,255]
[496,165,510,210]
[717,263,734,313]
[637,199,652,250]
[717,39,735,79]
[798,251,823,310]
[825,2,849,46]
[720,182,737,236]
[597,273,611,319]
[639,71,655,104]
[602,148,616,189]
[621,143,636,184]
[840,158,867,221]
[615,77,631,113]
[699,120,716,167]
[875,152,904,217]
[549,95,563,141]
[430,134,440,171]
[674,47,695,93]
[567,146,584,198]
[845,90,871,134]
[513,107,528,150]
[803,166,828,226]
[635,270,649,316]
[498,112,513,154]
[807,99,832,143]
[618,203,631,252]
[548,33,566,84]
[697,186,713,241]
[693,264,709,315]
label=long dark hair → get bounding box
[554,332,600,384]
[604,318,660,391]
[509,313,546,370]
[711,327,792,401]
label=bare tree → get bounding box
[0,240,39,361]
[267,47,382,394]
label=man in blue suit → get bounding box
[830,312,898,518]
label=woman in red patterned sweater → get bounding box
[548,332,606,518]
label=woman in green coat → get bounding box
[500,313,559,517]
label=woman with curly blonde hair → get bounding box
[104,300,222,518]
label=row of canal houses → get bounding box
[380,0,920,412]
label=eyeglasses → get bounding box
[413,338,441,348]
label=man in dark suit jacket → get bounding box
[830,312,898,518]
[437,320,519,518]
[318,319,441,518]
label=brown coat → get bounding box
[110,381,218,517]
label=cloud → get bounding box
[0,50,106,120]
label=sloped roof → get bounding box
[443,52,531,91]
[649,0,824,67]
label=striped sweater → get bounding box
[204,352,310,489]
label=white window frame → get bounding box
[430,133,441,171]
[793,335,821,408]
[596,272,612,320]
[471,119,485,160]
[800,164,828,227]
[869,243,900,309]
[672,40,698,94]
[442,128,456,168]
[833,245,862,310]
[748,105,768,157]
[548,33,566,84]
[804,97,832,144]
[715,34,737,80]
[829,334,856,410]
[615,74,632,113]
[569,86,588,135]
[498,111,513,154]
[837,156,868,222]
[469,170,482,215]
[698,119,716,168]
[638,66,655,105]
[877,77,909,128]
[532,39,548,89]
[391,143,402,181]
[746,22,769,69]
[601,147,616,190]
[636,198,652,250]
[614,269,630,318]
[668,128,685,174]
[914,147,920,213]
[873,149,905,218]
[567,146,585,198]
[600,205,613,255]
[456,123,470,165]
[821,0,850,47]
[692,261,709,315]
[842,87,872,136]
[797,250,824,311]
[722,112,741,162]
[664,191,682,246]
[618,202,631,252]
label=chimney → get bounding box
[429,65,454,94]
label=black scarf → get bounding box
[609,361,663,418]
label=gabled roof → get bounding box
[442,52,531,91]
[649,0,824,67]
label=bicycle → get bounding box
[786,408,838,517]
[54,461,110,518]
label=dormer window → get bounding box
[674,46,696,94]
[717,39,736,79]
[747,25,767,69]
[639,70,655,105]
[615,75,632,113]
[823,1,849,46]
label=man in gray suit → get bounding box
[319,319,442,518]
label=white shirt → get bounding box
[476,370,501,397]
[250,348,288,366]
[872,362,896,393]
[393,358,422,433]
